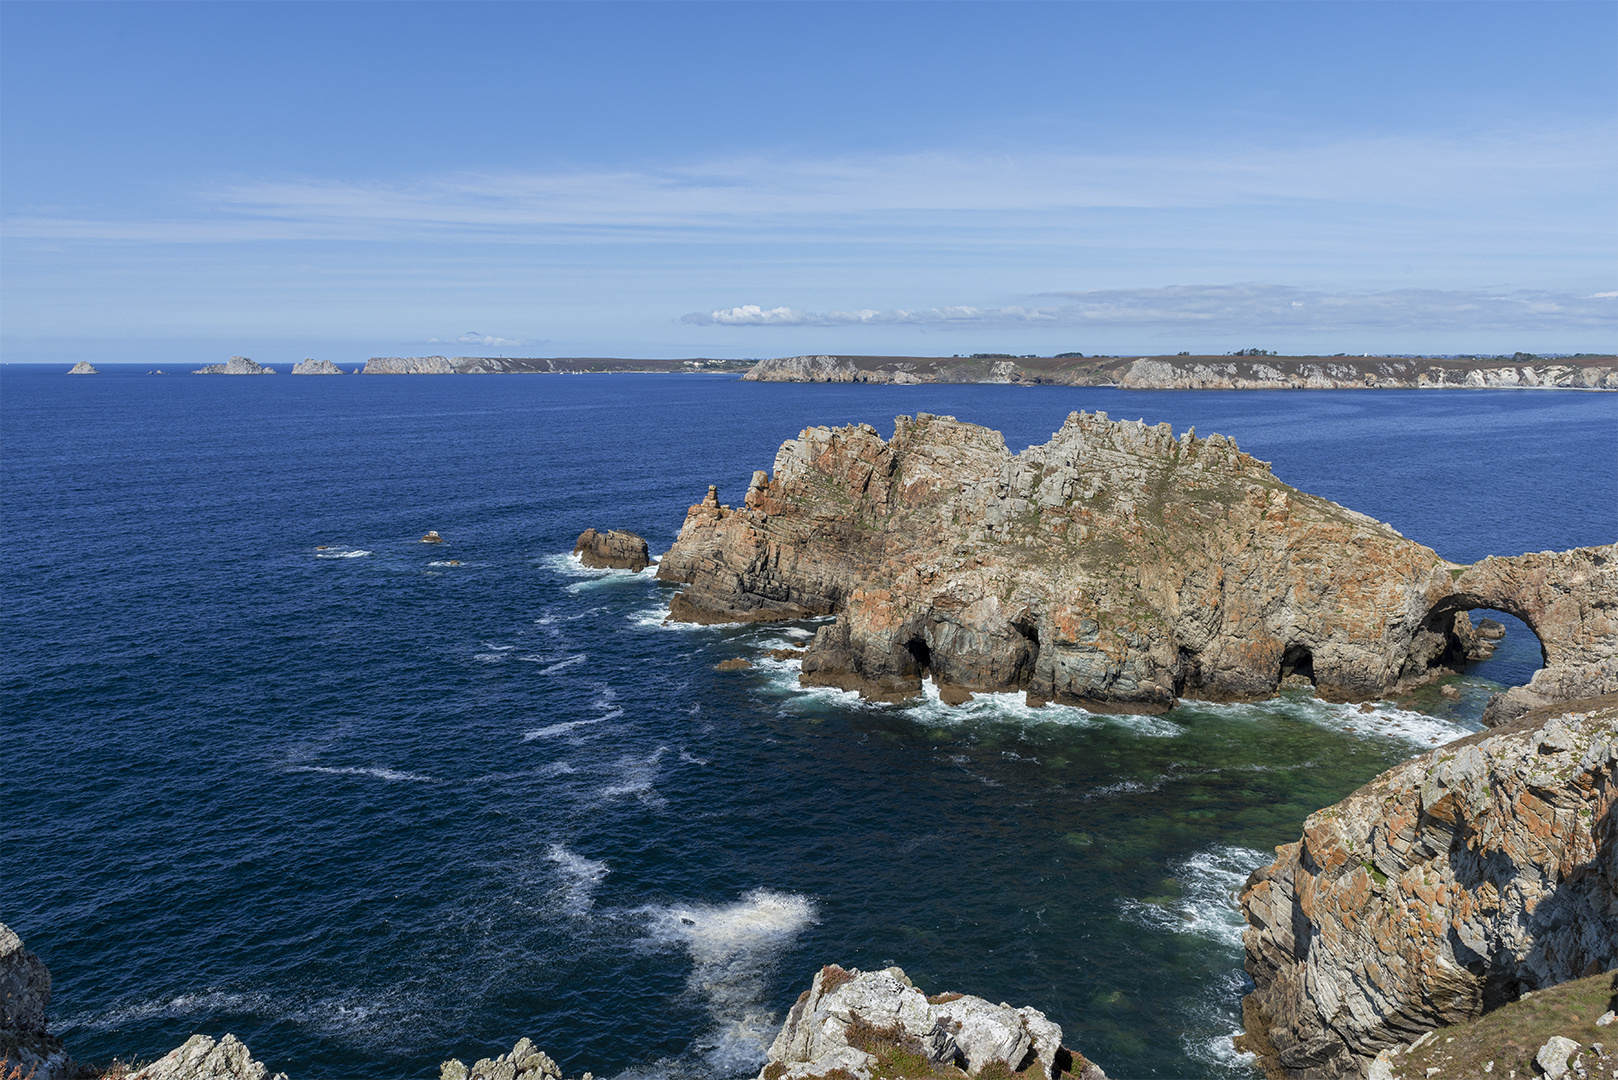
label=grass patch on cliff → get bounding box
[1386,969,1617,1080]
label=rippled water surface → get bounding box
[5,369,1613,1079]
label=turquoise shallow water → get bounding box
[4,369,1613,1079]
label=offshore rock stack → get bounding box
[573,528,651,571]
[656,412,1616,717]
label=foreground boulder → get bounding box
[0,923,67,1079]
[127,1034,287,1080]
[573,528,650,571]
[1237,696,1618,1079]
[441,1037,590,1080]
[762,964,1104,1080]
[656,412,1616,713]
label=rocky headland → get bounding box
[192,357,275,375]
[289,359,345,375]
[741,354,1618,390]
[361,356,753,374]
[1238,695,1618,1079]
[656,412,1616,717]
[66,362,99,374]
[573,528,651,571]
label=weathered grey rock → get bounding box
[362,355,456,374]
[193,357,275,375]
[67,361,99,374]
[573,528,650,571]
[657,412,1617,714]
[0,922,67,1080]
[126,1034,286,1080]
[1237,699,1618,1079]
[290,359,345,375]
[761,964,1103,1080]
[440,1037,584,1080]
[1536,1035,1581,1080]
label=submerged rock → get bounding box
[127,1034,286,1080]
[573,528,650,571]
[290,358,345,374]
[656,412,1616,713]
[761,964,1104,1080]
[440,1037,591,1080]
[0,923,67,1079]
[1237,696,1618,1079]
[66,361,99,374]
[193,356,275,375]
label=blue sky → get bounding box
[2,1,1614,364]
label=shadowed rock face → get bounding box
[1237,698,1618,1080]
[657,412,1616,713]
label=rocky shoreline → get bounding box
[741,354,1618,390]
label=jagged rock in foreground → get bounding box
[657,411,1617,713]
[127,1034,287,1080]
[762,965,1104,1080]
[440,1037,591,1080]
[0,923,68,1079]
[193,357,275,375]
[573,528,650,571]
[67,361,99,374]
[1237,697,1618,1079]
[290,359,345,374]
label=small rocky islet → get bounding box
[8,411,1612,1080]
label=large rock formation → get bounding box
[0,923,67,1079]
[573,528,650,571]
[193,357,275,375]
[740,354,1618,390]
[127,1034,287,1080]
[363,355,457,374]
[656,412,1617,712]
[66,361,99,374]
[762,965,1104,1080]
[290,358,345,374]
[1238,696,1618,1079]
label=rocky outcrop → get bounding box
[67,361,99,374]
[363,355,456,374]
[741,355,1618,390]
[290,359,345,374]
[762,965,1104,1080]
[193,357,275,375]
[0,923,67,1079]
[440,1037,590,1080]
[657,412,1617,712]
[573,528,650,571]
[127,1034,287,1080]
[1237,697,1618,1079]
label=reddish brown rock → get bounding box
[573,528,650,571]
[1237,697,1618,1079]
[656,412,1617,713]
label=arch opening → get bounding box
[1456,609,1546,690]
[1280,644,1315,685]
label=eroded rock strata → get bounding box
[573,528,651,571]
[657,412,1617,713]
[762,964,1105,1080]
[1238,697,1618,1080]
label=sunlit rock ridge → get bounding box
[657,412,1617,718]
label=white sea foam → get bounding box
[640,889,819,1075]
[313,549,372,559]
[602,747,668,806]
[630,603,742,630]
[519,653,588,675]
[1180,969,1260,1075]
[548,843,609,914]
[1119,844,1270,950]
[1184,694,1474,749]
[523,718,603,741]
[288,765,435,783]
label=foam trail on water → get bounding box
[524,718,603,741]
[639,889,819,1076]
[313,549,372,559]
[602,747,668,806]
[288,765,435,783]
[1118,845,1270,949]
[548,843,609,915]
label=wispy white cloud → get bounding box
[683,285,1617,334]
[427,331,526,347]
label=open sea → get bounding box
[4,367,1615,1080]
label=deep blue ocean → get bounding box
[4,367,1614,1080]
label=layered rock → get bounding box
[1238,697,1618,1079]
[127,1034,287,1080]
[440,1037,591,1080]
[657,412,1617,712]
[66,361,99,374]
[0,923,66,1079]
[762,965,1104,1080]
[290,359,345,374]
[193,357,275,375]
[573,528,650,571]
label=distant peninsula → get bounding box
[360,355,754,374]
[741,352,1618,389]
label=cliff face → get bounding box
[1238,698,1618,1080]
[656,412,1616,712]
[739,354,1618,390]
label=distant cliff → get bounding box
[1238,696,1618,1079]
[361,356,753,374]
[741,354,1618,390]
